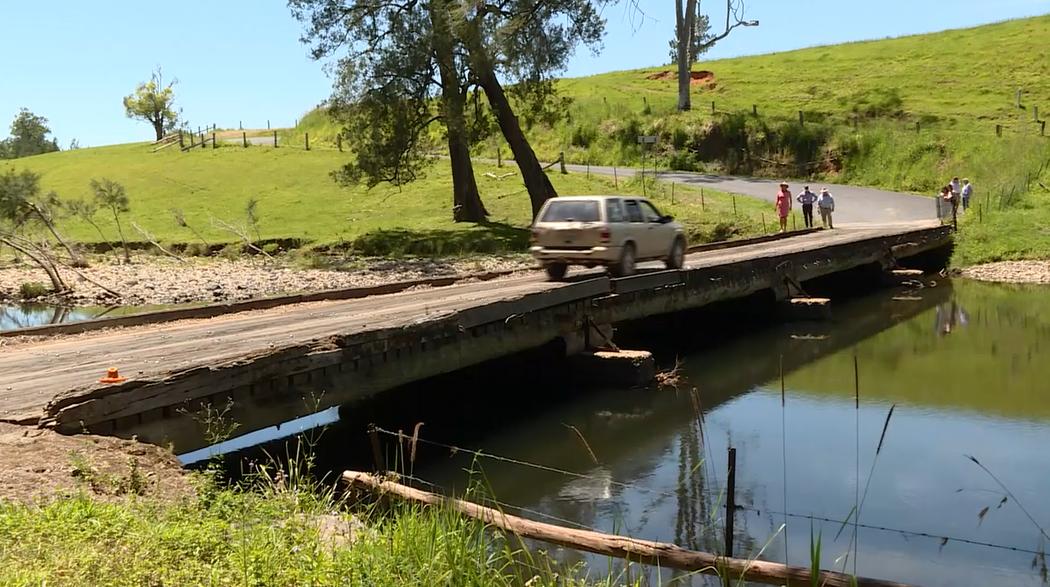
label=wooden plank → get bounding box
[1,268,529,339]
[343,471,921,587]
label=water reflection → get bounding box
[414,280,1050,587]
[0,302,197,332]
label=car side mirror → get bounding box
[660,214,674,223]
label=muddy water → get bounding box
[397,280,1050,587]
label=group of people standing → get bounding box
[939,176,974,217]
[775,182,835,232]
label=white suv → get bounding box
[529,196,687,280]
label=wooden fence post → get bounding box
[178,131,184,148]
[243,132,247,148]
[915,121,920,133]
[733,194,737,216]
[368,425,384,473]
[711,101,715,114]
[190,132,196,147]
[1017,89,1022,108]
[1035,105,1039,122]
[274,130,278,147]
[1042,120,1046,136]
[559,152,567,174]
[725,447,737,557]
[497,147,502,168]
[671,182,675,204]
[701,188,705,211]
[305,132,310,151]
[753,104,757,115]
[267,120,271,130]
[996,124,1002,137]
[613,167,618,188]
[212,132,216,149]
[337,135,343,152]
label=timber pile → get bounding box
[343,471,923,587]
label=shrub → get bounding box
[19,282,48,300]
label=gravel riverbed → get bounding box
[0,255,536,306]
[959,260,1050,285]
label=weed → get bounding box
[218,243,242,261]
[18,282,48,299]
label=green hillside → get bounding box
[288,15,1050,266]
[0,142,772,257]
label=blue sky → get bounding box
[2,0,1048,147]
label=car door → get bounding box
[638,199,674,258]
[621,199,650,257]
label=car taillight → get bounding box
[599,229,610,244]
[530,229,539,243]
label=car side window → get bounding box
[623,199,645,223]
[639,200,663,223]
[605,199,626,223]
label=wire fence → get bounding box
[366,424,1046,568]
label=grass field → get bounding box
[0,142,774,257]
[282,15,1050,266]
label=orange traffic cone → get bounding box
[99,367,126,383]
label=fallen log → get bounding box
[342,471,921,587]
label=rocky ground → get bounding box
[0,253,536,307]
[959,260,1050,285]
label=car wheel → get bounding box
[665,237,686,269]
[545,263,568,281]
[610,243,636,278]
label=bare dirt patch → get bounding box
[646,70,716,86]
[0,423,192,503]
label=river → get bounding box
[374,279,1050,587]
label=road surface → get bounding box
[0,225,940,426]
[483,158,937,225]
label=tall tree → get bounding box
[0,108,60,159]
[674,0,754,111]
[669,9,712,64]
[289,0,489,222]
[456,0,607,217]
[123,66,181,141]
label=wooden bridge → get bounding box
[0,222,952,453]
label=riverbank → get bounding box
[959,260,1050,285]
[0,427,612,587]
[0,254,534,306]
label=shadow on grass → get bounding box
[349,222,530,257]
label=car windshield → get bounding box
[540,200,601,222]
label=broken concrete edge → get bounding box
[0,267,534,340]
[687,227,823,254]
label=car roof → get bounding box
[544,195,641,203]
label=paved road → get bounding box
[475,158,938,225]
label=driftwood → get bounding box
[343,471,921,587]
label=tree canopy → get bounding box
[289,0,608,219]
[123,67,181,141]
[0,109,60,160]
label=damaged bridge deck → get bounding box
[0,223,952,453]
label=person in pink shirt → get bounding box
[775,182,792,233]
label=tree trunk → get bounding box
[430,0,488,223]
[676,0,698,111]
[0,237,67,293]
[112,212,131,263]
[152,119,164,141]
[31,206,87,267]
[473,60,558,218]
